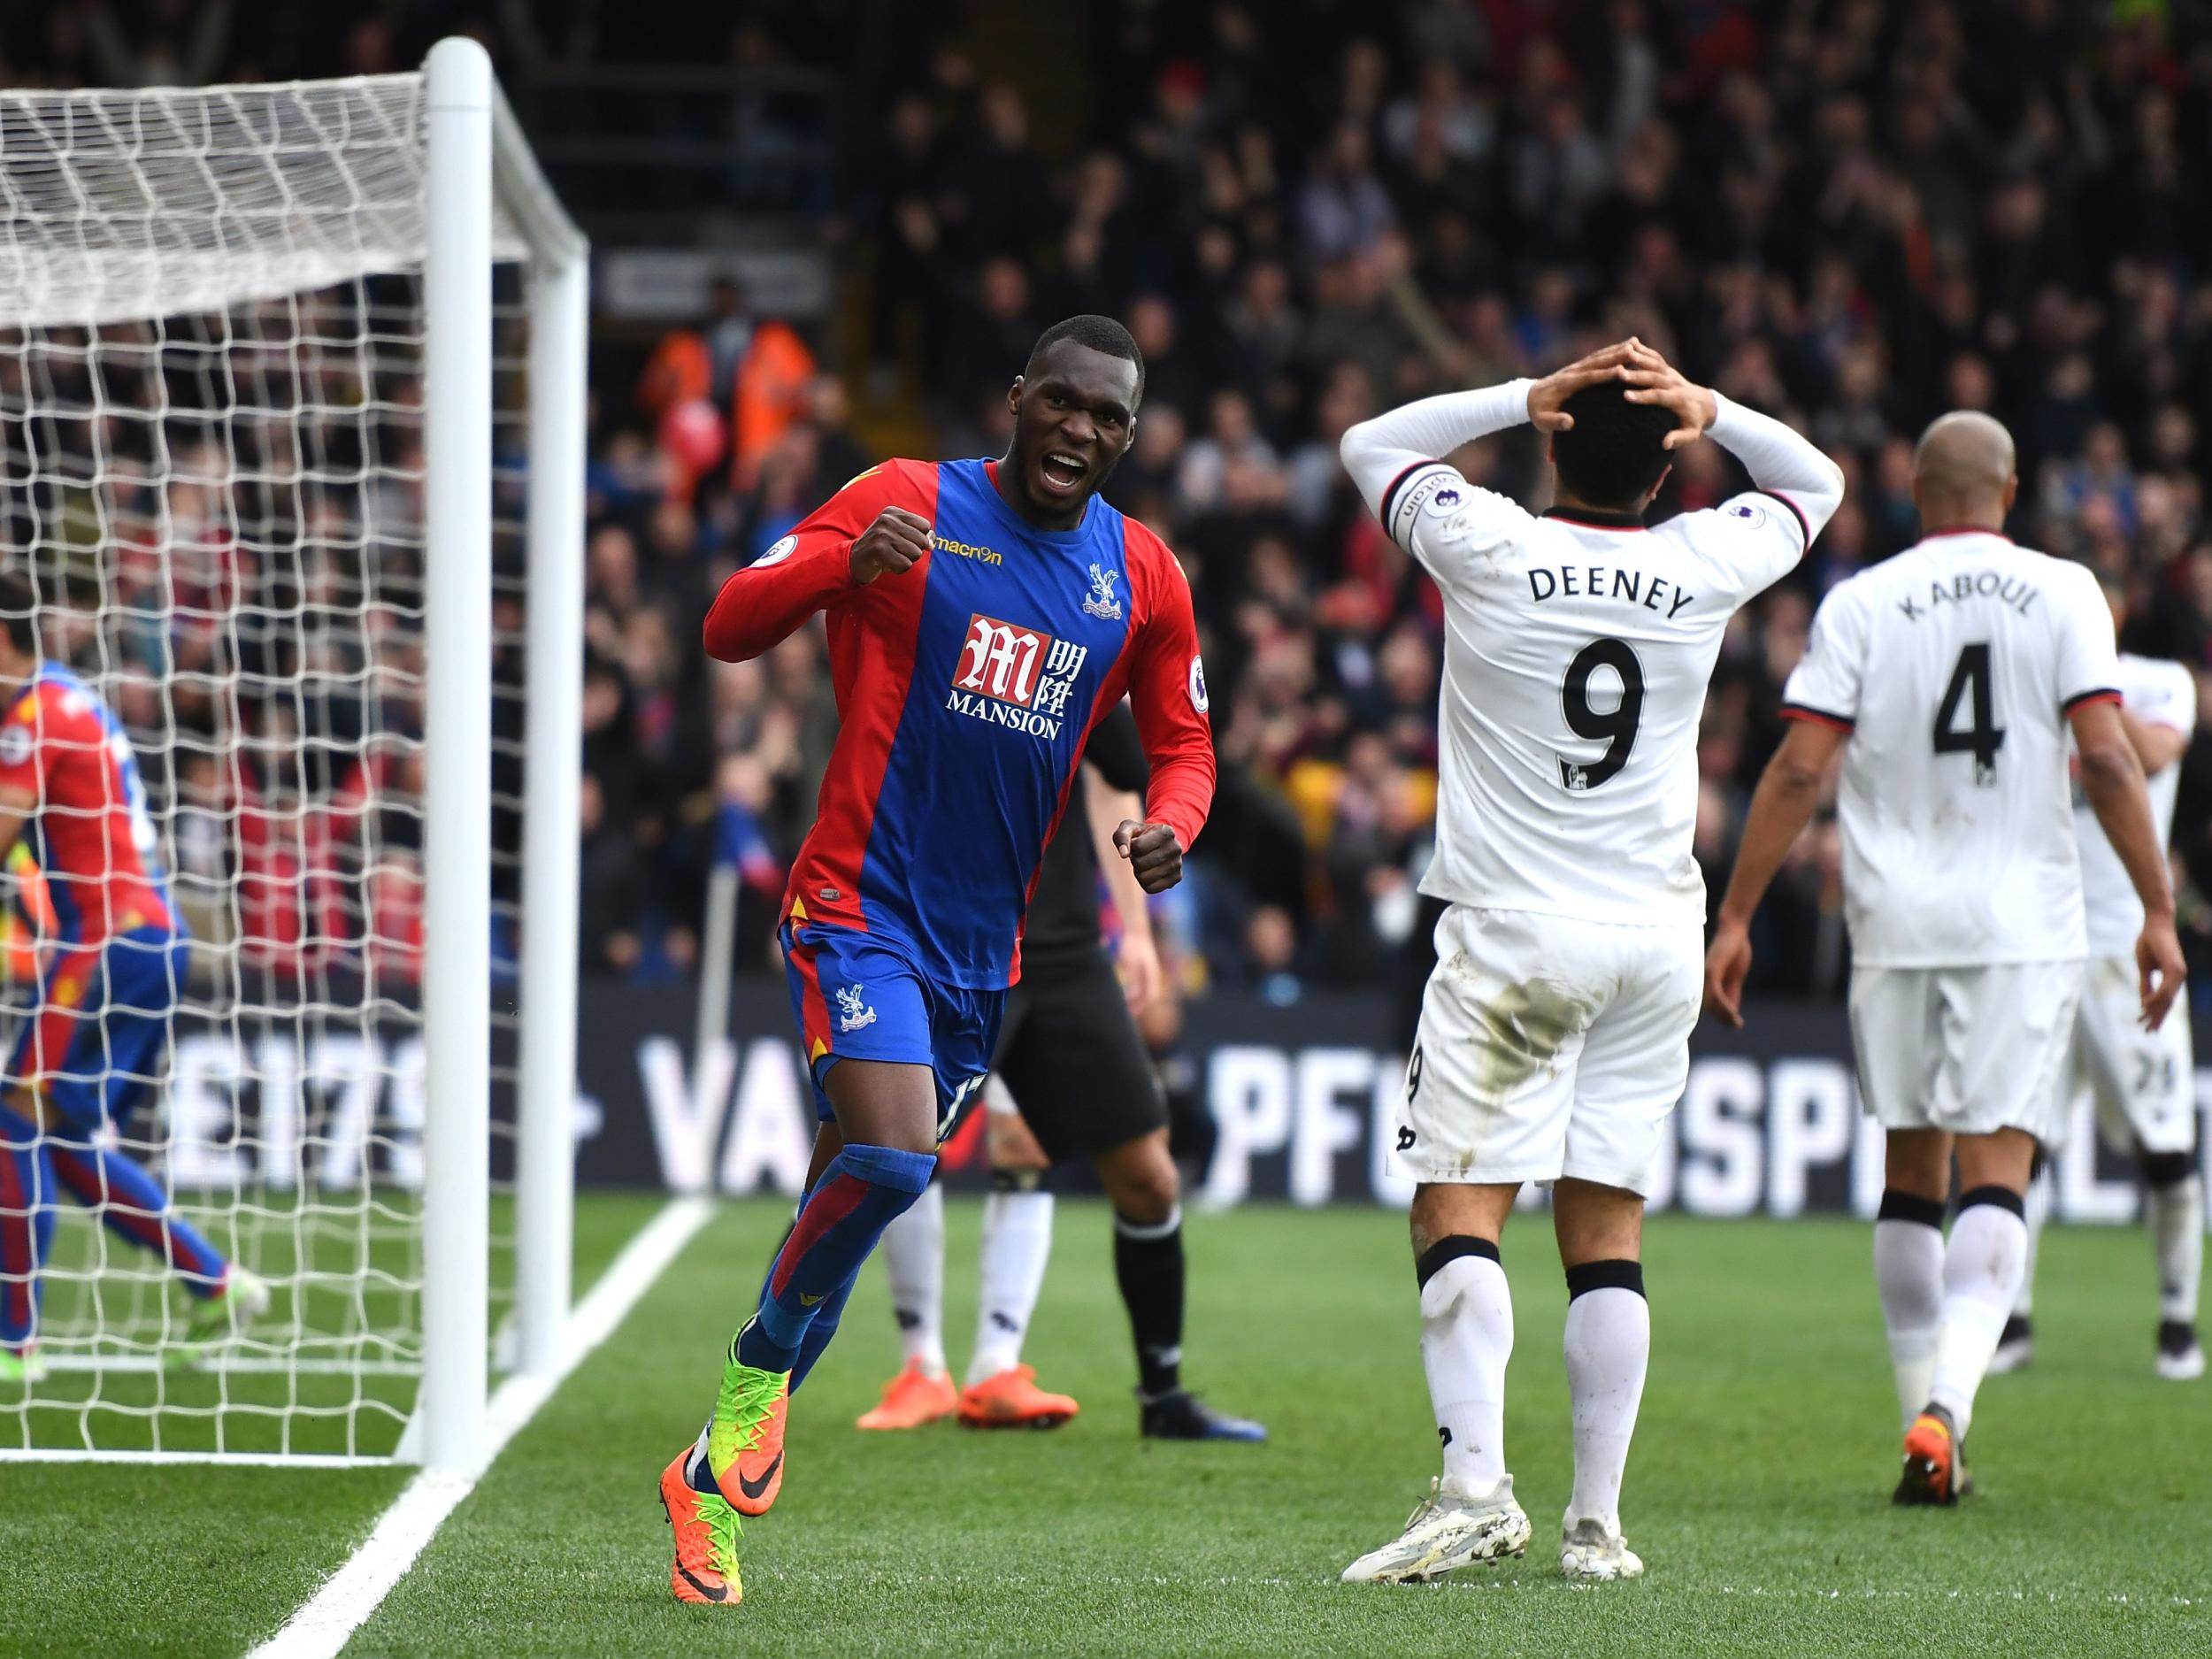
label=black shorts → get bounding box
[992,945,1166,1164]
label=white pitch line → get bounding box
[0,1449,397,1469]
[248,1194,715,1659]
[34,1356,421,1378]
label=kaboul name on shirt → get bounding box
[1893,567,2039,623]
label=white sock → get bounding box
[1418,1247,1512,1500]
[1926,1196,2028,1436]
[967,1187,1053,1387]
[879,1181,946,1376]
[2014,1163,2053,1319]
[1563,1280,1649,1533]
[2147,1173,2204,1325]
[1874,1207,1945,1433]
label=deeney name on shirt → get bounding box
[1527,565,1695,619]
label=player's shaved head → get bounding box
[1025,315,1145,407]
[1912,411,2017,531]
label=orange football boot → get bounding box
[659,1450,742,1605]
[856,1358,958,1430]
[1893,1406,1962,1506]
[956,1363,1080,1429]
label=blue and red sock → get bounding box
[753,1181,861,1398]
[0,1099,229,1345]
[734,1142,935,1375]
[42,1132,227,1294]
[685,1164,889,1496]
[787,1267,857,1396]
[0,1121,56,1349]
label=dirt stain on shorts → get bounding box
[1439,945,1591,1106]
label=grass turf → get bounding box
[0,1189,666,1657]
[7,1188,539,1457]
[365,1196,2204,1657]
[9,1195,2208,1655]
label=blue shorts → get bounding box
[5,926,190,1131]
[780,919,1004,1143]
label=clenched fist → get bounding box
[850,506,932,585]
[1113,820,1185,894]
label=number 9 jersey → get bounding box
[1780,529,2119,968]
[1380,439,1817,926]
[1347,383,1841,1194]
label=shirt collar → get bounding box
[1542,505,1647,530]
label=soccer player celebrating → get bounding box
[1993,580,2200,1381]
[0,571,268,1380]
[1707,413,2185,1504]
[660,316,1215,1607]
[1334,341,1843,1583]
[857,703,1263,1441]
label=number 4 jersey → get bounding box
[1782,530,2119,967]
[1340,380,1845,928]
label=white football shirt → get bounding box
[2075,651,2196,956]
[1382,466,1810,925]
[1782,531,2120,966]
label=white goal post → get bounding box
[0,38,586,1472]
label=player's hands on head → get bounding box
[2136,912,2186,1032]
[850,506,933,585]
[1701,916,1753,1030]
[1620,352,1720,450]
[1525,339,1646,433]
[1113,820,1184,894]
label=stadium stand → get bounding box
[6,0,2210,1009]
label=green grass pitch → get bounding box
[6,1194,2207,1655]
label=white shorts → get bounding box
[2063,953,2198,1156]
[1847,961,2083,1143]
[1396,905,1702,1196]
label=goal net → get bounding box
[0,42,586,1467]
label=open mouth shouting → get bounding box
[1037,449,1090,497]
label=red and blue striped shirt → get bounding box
[703,457,1213,989]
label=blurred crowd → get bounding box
[0,290,450,991]
[9,1,2212,1004]
[595,0,2212,1002]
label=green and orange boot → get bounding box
[706,1337,791,1517]
[660,1450,743,1605]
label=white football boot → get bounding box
[1340,1475,1531,1584]
[1559,1516,1644,1580]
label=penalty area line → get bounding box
[248,1194,716,1659]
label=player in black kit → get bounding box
[856,703,1264,1440]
